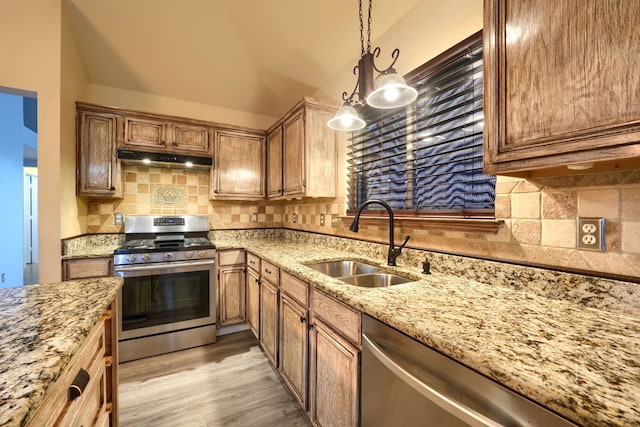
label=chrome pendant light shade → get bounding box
[327,0,417,131]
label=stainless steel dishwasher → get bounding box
[361,315,577,427]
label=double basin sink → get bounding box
[305,260,415,288]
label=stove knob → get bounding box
[126,254,137,263]
[185,251,194,259]
[164,253,173,260]
[142,254,151,262]
[198,250,207,258]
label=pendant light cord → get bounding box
[358,0,373,55]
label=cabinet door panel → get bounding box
[123,117,166,149]
[267,127,283,197]
[484,0,640,174]
[246,268,260,339]
[279,294,308,408]
[309,318,359,427]
[283,112,305,196]
[212,131,265,200]
[171,123,209,153]
[260,279,279,366]
[77,111,121,197]
[219,265,246,326]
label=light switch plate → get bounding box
[577,217,605,251]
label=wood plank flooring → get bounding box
[119,331,311,426]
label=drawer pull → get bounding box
[69,368,90,401]
[265,268,272,274]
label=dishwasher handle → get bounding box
[362,333,505,427]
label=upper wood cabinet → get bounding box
[266,97,338,199]
[210,129,266,200]
[76,106,123,198]
[483,0,640,176]
[123,116,210,155]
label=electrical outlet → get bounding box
[331,215,340,227]
[114,213,123,225]
[250,213,258,223]
[577,217,605,251]
[320,213,325,226]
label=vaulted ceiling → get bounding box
[66,0,424,119]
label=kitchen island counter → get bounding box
[216,237,640,427]
[0,277,122,427]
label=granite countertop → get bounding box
[62,236,640,426]
[215,238,640,427]
[0,277,122,427]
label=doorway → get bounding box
[0,89,38,287]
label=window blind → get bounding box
[347,31,495,217]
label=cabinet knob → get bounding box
[109,186,116,191]
[300,316,306,323]
[159,140,166,146]
[172,141,178,147]
[214,189,219,194]
[308,324,314,330]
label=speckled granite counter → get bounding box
[214,237,640,427]
[62,231,640,426]
[0,277,122,427]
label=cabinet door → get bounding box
[484,0,640,175]
[218,265,246,326]
[77,110,122,198]
[267,126,284,198]
[246,267,260,339]
[282,111,305,197]
[123,116,167,150]
[260,278,279,366]
[211,130,265,200]
[170,122,210,154]
[309,317,359,427]
[279,293,308,408]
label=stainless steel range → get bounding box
[113,215,216,362]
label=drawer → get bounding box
[60,349,106,427]
[64,258,112,280]
[218,249,245,266]
[261,260,279,285]
[311,289,361,347]
[27,320,106,426]
[281,271,308,307]
[246,252,261,273]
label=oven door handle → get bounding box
[114,259,215,273]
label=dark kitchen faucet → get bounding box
[349,199,410,266]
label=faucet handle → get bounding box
[398,235,410,251]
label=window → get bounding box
[347,31,495,218]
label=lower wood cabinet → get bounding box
[260,277,279,366]
[279,292,309,408]
[309,288,360,427]
[27,298,118,426]
[246,264,261,339]
[217,250,246,327]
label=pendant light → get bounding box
[327,0,417,131]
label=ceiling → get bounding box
[66,0,424,119]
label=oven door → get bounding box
[114,259,216,341]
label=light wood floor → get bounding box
[119,331,311,427]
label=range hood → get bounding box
[117,149,212,169]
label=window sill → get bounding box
[340,216,504,234]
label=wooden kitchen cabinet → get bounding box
[63,257,113,281]
[484,0,640,176]
[260,260,280,367]
[27,299,118,426]
[76,106,123,198]
[123,115,210,155]
[246,253,261,339]
[309,288,360,427]
[278,271,310,409]
[210,129,266,200]
[266,97,338,199]
[217,249,246,326]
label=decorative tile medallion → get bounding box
[152,184,186,207]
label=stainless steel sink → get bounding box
[339,273,413,288]
[306,260,379,277]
